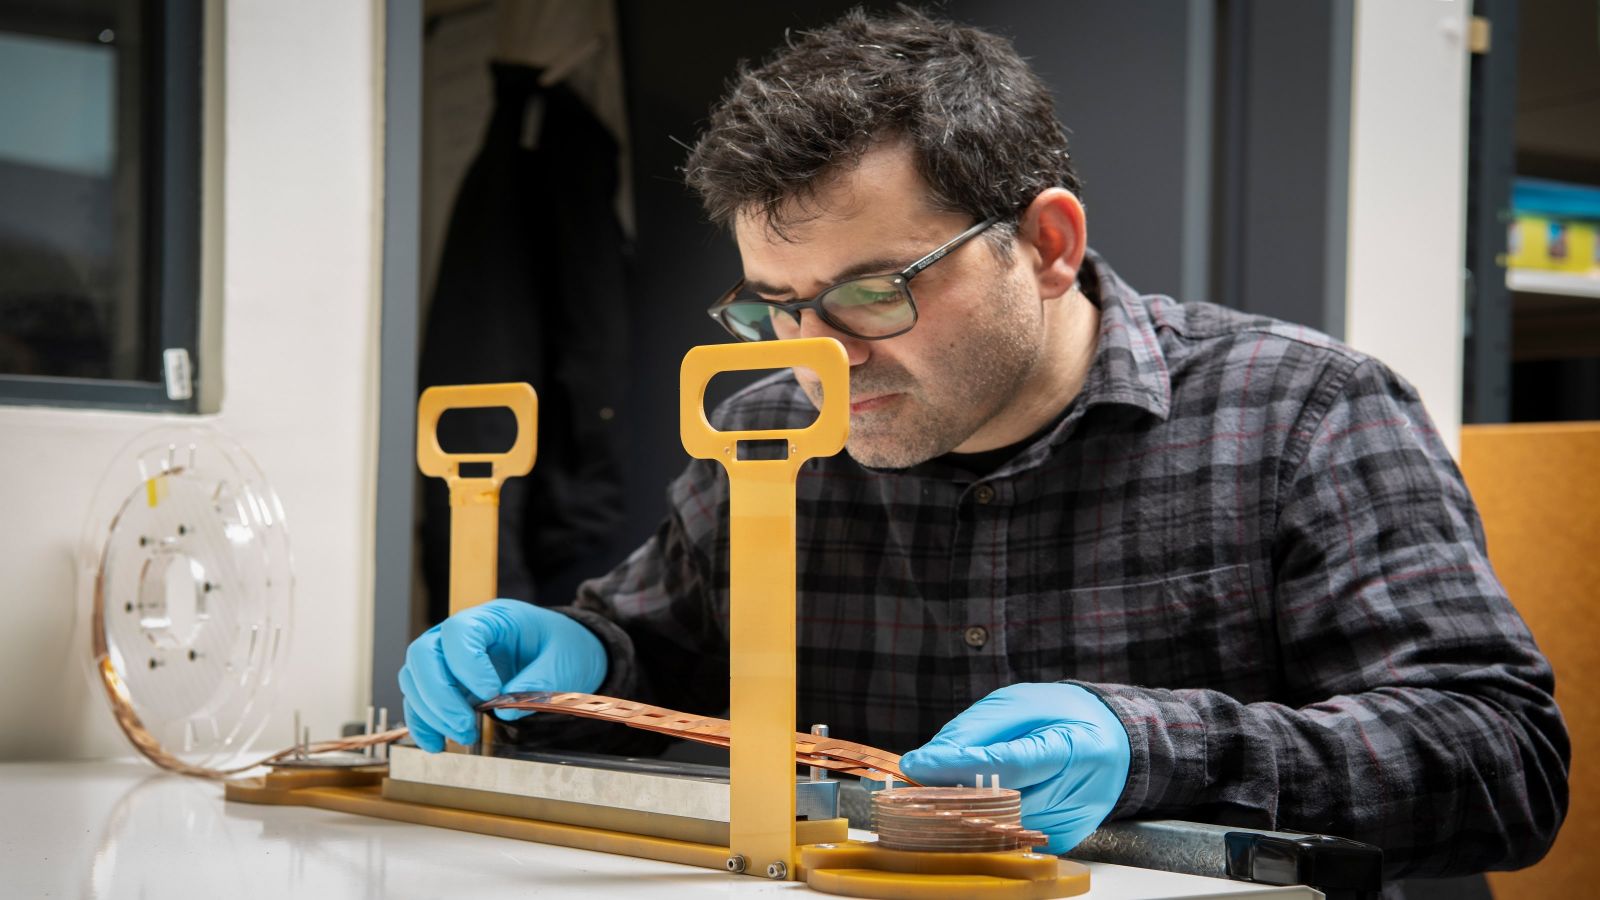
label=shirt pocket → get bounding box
[1006,563,1265,694]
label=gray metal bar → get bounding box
[387,745,840,823]
[371,0,422,720]
[1463,0,1517,424]
[1181,0,1216,306]
[156,0,203,405]
[1322,0,1354,343]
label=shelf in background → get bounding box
[1507,268,1600,299]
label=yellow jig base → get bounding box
[800,841,1091,900]
[226,768,847,872]
[228,350,1094,900]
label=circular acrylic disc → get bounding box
[78,426,293,769]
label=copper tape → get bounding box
[100,675,908,784]
[95,653,405,778]
[957,818,1049,847]
[479,691,919,784]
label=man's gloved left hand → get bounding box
[900,682,1131,854]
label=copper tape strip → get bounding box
[479,691,918,784]
[958,817,1049,847]
[96,653,405,779]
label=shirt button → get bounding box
[973,485,995,505]
[964,625,989,649]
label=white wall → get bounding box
[1345,0,1471,454]
[0,0,382,760]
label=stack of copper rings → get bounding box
[871,786,1048,852]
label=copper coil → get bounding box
[871,786,1046,852]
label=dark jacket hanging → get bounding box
[419,63,629,620]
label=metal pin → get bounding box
[992,773,1001,790]
[377,707,389,761]
[303,725,311,757]
[292,710,303,759]
[809,724,829,781]
[975,774,982,789]
[883,775,895,790]
[364,705,376,758]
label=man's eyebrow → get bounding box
[744,256,909,297]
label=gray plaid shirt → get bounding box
[525,252,1567,878]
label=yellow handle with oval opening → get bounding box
[680,338,849,879]
[417,382,537,616]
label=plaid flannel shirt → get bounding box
[525,252,1568,878]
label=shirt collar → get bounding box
[1071,250,1173,422]
[899,251,1174,482]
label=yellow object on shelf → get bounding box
[680,338,851,880]
[1509,214,1600,274]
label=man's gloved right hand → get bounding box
[398,598,607,752]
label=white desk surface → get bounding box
[2,759,1319,899]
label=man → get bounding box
[399,7,1567,878]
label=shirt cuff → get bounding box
[1067,681,1208,819]
[551,604,637,699]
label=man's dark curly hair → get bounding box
[683,5,1081,250]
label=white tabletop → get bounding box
[1,759,1319,899]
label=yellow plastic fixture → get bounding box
[416,383,538,615]
[679,338,850,879]
[800,842,1090,899]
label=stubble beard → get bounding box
[798,276,1043,470]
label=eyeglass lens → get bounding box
[721,275,914,341]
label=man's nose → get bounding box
[796,309,870,365]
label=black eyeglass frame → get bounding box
[706,215,1003,342]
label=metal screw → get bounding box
[809,723,829,781]
[724,855,747,874]
[766,861,788,880]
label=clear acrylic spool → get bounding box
[78,426,293,769]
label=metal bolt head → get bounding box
[724,855,747,874]
[766,861,788,880]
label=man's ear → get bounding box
[1018,188,1087,301]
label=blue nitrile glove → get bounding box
[900,683,1131,854]
[397,598,607,752]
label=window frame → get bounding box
[0,0,203,413]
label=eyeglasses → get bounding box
[706,216,1002,342]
